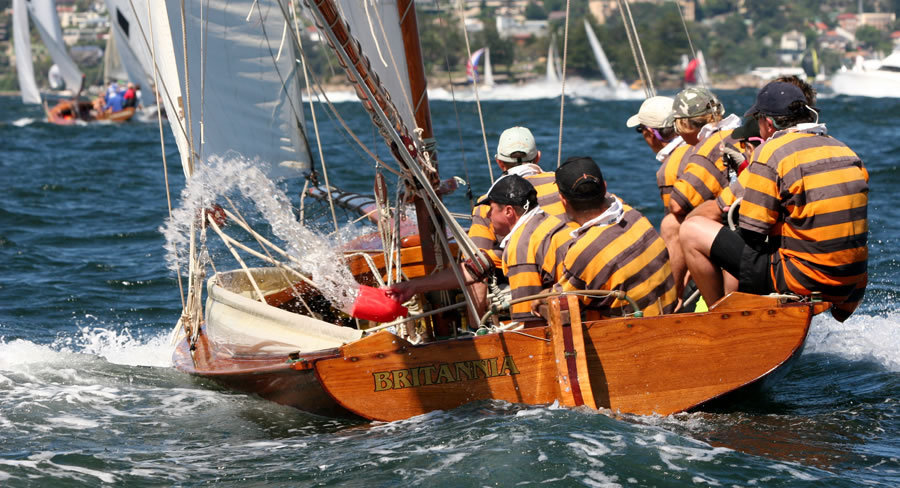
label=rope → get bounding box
[145,1,186,314]
[674,0,700,79]
[435,0,474,208]
[621,0,655,96]
[179,0,196,177]
[455,2,494,183]
[291,0,340,236]
[556,0,572,167]
[616,0,649,98]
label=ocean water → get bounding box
[1,91,898,486]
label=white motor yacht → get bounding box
[831,51,900,98]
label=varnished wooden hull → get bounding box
[173,326,355,418]
[44,100,135,125]
[312,293,820,421]
[173,261,822,421]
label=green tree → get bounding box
[524,1,546,20]
[855,25,892,53]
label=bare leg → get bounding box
[680,217,726,305]
[723,270,738,295]
[660,213,686,306]
[467,281,488,327]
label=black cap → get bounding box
[731,115,761,141]
[744,81,807,118]
[476,174,538,209]
[556,157,606,201]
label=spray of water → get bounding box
[160,156,359,311]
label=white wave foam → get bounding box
[805,313,900,371]
[12,117,34,127]
[0,327,173,371]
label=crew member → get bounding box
[680,81,868,321]
[552,157,677,317]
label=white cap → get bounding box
[626,96,675,128]
[496,126,538,163]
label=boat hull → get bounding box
[44,100,136,124]
[831,70,900,98]
[313,293,816,421]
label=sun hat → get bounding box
[672,87,723,119]
[476,174,538,209]
[496,126,538,163]
[744,81,808,118]
[626,96,675,128]
[555,157,606,201]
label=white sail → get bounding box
[331,0,418,140]
[102,30,128,83]
[13,0,41,104]
[104,0,153,96]
[484,47,494,86]
[154,0,311,179]
[546,35,561,83]
[697,50,709,86]
[584,19,618,89]
[26,0,83,93]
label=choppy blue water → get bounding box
[1,92,898,486]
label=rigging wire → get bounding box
[455,2,494,184]
[144,1,185,314]
[621,0,655,97]
[616,0,650,98]
[673,0,707,89]
[556,0,572,168]
[435,0,474,209]
[290,0,340,236]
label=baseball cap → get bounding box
[476,174,538,209]
[731,115,761,141]
[496,126,538,163]
[555,157,606,201]
[744,81,807,118]
[626,96,675,128]
[672,87,723,119]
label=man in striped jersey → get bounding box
[552,157,678,318]
[663,88,742,307]
[384,175,540,321]
[680,81,868,321]
[468,126,564,270]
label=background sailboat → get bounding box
[13,0,84,104]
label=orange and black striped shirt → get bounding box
[656,142,692,211]
[467,171,565,268]
[739,130,868,321]
[556,201,677,317]
[501,211,576,322]
[670,129,735,214]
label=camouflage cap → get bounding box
[672,87,723,119]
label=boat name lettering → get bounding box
[373,356,520,392]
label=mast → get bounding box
[396,0,446,274]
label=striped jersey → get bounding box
[739,129,868,321]
[656,142,692,211]
[670,129,736,213]
[467,171,565,268]
[501,210,576,322]
[557,201,677,317]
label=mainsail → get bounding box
[13,0,41,104]
[151,0,312,179]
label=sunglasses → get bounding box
[636,124,667,142]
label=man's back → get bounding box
[740,130,868,320]
[557,200,677,317]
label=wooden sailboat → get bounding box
[155,0,827,422]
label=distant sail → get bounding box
[25,0,83,93]
[466,47,486,83]
[483,48,494,86]
[105,1,153,92]
[546,35,562,82]
[584,19,618,88]
[13,0,41,104]
[684,58,699,84]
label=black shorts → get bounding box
[709,227,775,295]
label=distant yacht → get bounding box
[831,51,900,98]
